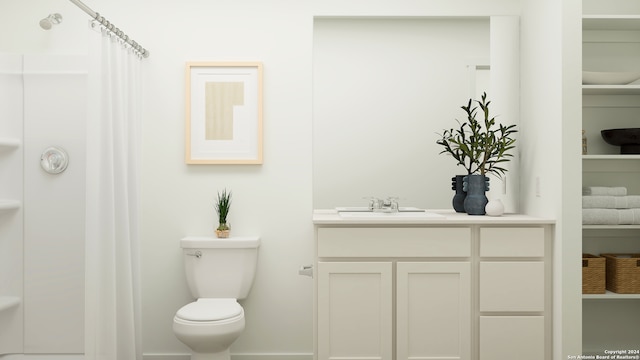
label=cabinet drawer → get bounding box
[317,227,471,258]
[480,227,544,257]
[480,316,544,360]
[480,261,545,312]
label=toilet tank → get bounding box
[180,236,260,299]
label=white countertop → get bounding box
[313,209,555,225]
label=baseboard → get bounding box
[0,356,84,360]
[0,352,313,360]
[232,355,313,360]
[143,353,314,360]
[142,355,189,360]
[143,355,189,360]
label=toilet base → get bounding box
[173,309,244,360]
[191,349,230,360]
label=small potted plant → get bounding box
[215,188,232,238]
[436,92,517,214]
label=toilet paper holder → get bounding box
[298,264,313,278]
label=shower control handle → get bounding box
[186,251,202,259]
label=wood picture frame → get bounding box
[185,62,263,164]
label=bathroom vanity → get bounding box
[312,210,555,360]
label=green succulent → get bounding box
[215,189,232,231]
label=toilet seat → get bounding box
[176,298,242,322]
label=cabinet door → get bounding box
[317,262,393,360]
[397,262,471,360]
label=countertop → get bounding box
[313,209,556,225]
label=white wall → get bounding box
[1,0,588,359]
[136,3,523,357]
[520,0,582,359]
[22,55,86,353]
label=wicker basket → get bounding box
[582,254,606,294]
[602,253,640,294]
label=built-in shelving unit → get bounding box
[581,9,640,355]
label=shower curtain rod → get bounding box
[68,0,150,58]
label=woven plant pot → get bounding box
[215,229,230,238]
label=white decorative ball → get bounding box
[485,199,505,217]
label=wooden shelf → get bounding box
[583,290,640,300]
[582,85,640,95]
[583,154,640,160]
[0,296,20,312]
[583,15,640,31]
[584,224,640,230]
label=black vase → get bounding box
[463,175,490,215]
[451,175,467,213]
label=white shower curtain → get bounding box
[85,24,142,360]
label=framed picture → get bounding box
[185,62,263,164]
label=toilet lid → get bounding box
[176,299,242,321]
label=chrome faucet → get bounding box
[366,197,399,212]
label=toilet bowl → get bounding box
[173,299,245,360]
[172,236,260,360]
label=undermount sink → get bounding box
[336,206,424,212]
[337,208,444,219]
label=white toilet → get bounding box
[173,236,260,360]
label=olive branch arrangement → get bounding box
[436,92,517,178]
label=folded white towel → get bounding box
[583,208,640,225]
[583,195,640,209]
[582,186,628,196]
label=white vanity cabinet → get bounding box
[478,227,546,360]
[318,261,473,360]
[313,212,554,360]
[316,227,471,360]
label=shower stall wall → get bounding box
[0,53,86,355]
[0,53,24,355]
